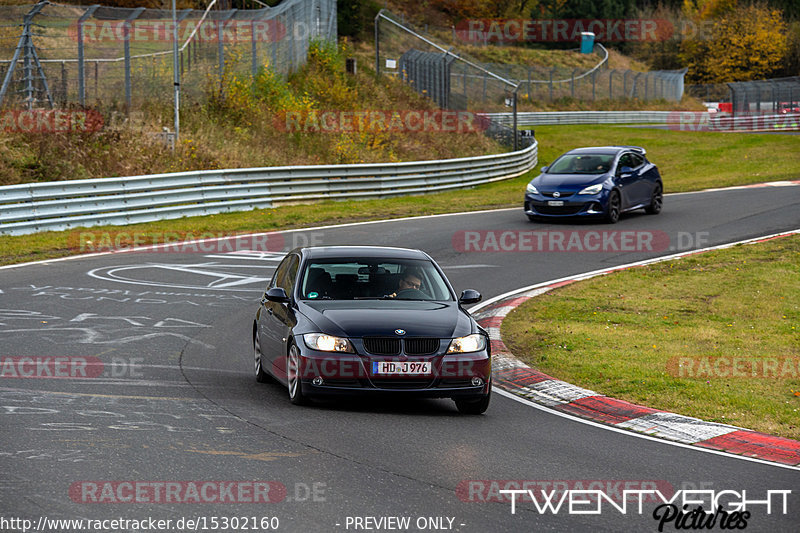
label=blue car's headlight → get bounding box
[303,333,355,353]
[577,183,603,195]
[447,334,487,354]
[526,182,540,195]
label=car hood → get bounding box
[297,300,473,339]
[533,173,608,192]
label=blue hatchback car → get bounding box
[524,146,663,223]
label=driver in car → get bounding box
[388,271,423,298]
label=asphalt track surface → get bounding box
[1,185,799,532]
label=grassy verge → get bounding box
[501,235,800,440]
[1,124,798,266]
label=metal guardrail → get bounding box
[487,110,800,130]
[486,111,674,126]
[0,141,537,236]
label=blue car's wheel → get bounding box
[605,191,621,224]
[645,184,663,215]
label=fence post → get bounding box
[592,69,596,101]
[60,61,67,104]
[251,19,257,76]
[527,67,531,100]
[77,5,99,108]
[124,8,145,114]
[549,68,554,101]
[609,70,614,99]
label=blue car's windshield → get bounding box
[299,258,453,301]
[548,154,615,174]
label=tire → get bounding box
[645,184,663,215]
[454,387,491,415]
[287,342,308,405]
[254,329,270,383]
[605,191,621,224]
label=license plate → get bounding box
[372,361,432,375]
[547,200,565,206]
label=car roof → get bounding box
[294,246,432,261]
[567,146,646,156]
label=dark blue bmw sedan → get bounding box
[254,246,491,414]
[524,146,663,223]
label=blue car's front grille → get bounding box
[535,204,584,215]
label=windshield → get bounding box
[547,154,615,174]
[299,258,453,301]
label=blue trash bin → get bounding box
[580,32,595,54]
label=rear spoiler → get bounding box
[617,145,646,155]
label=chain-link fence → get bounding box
[513,65,686,104]
[687,77,800,116]
[728,77,800,114]
[0,0,336,113]
[375,10,530,149]
[375,11,685,114]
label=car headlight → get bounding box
[447,333,487,354]
[526,182,540,195]
[303,333,355,353]
[577,183,603,195]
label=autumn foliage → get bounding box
[680,2,789,83]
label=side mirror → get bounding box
[264,287,290,304]
[617,165,633,178]
[540,166,549,173]
[459,289,482,305]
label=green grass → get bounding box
[501,235,800,439]
[2,124,799,266]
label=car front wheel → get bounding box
[605,191,621,224]
[454,387,491,415]
[254,328,270,383]
[287,342,308,405]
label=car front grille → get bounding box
[363,337,401,356]
[404,338,440,355]
[363,337,440,356]
[542,191,573,198]
[534,204,584,215]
